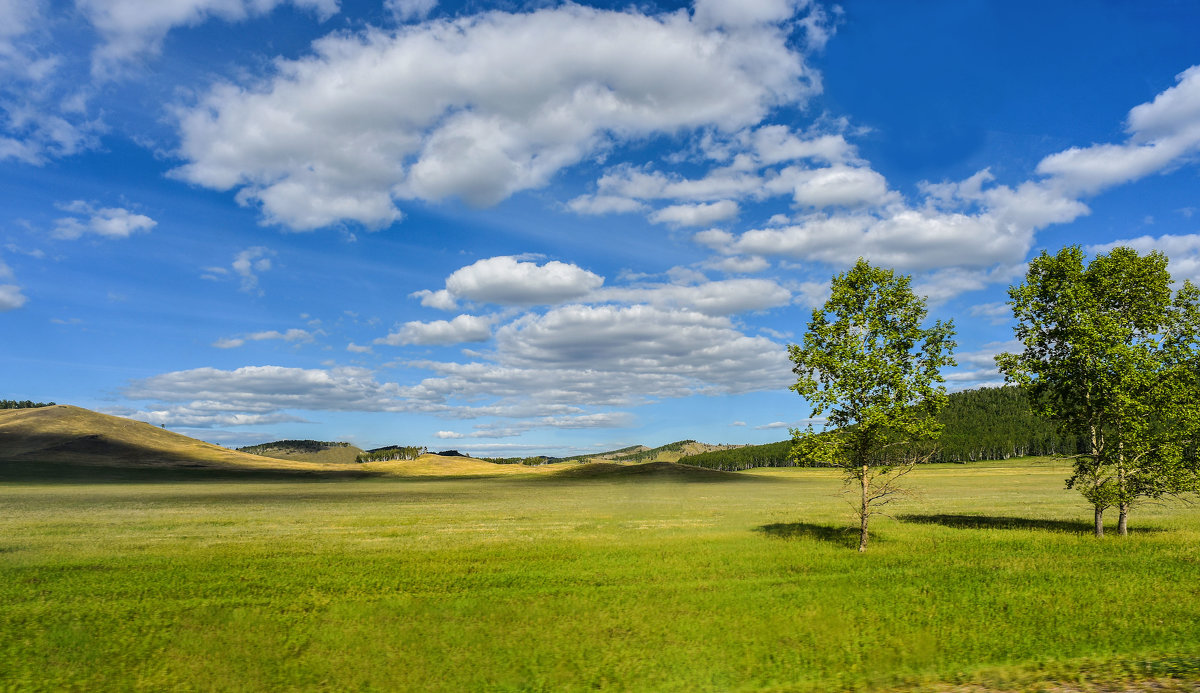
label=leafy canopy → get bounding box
[790,259,957,468]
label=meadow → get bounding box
[1,458,1198,691]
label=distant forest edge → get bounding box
[677,386,1086,471]
[1,400,56,409]
[237,440,353,455]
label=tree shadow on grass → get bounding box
[756,522,860,548]
[898,513,1166,534]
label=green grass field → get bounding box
[2,458,1198,691]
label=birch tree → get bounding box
[997,246,1200,536]
[789,259,956,552]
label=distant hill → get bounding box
[678,385,1085,471]
[561,440,738,465]
[238,440,365,465]
[549,460,744,481]
[0,406,369,476]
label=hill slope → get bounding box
[0,405,354,473]
[237,440,365,465]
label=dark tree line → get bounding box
[1,400,55,409]
[238,440,352,455]
[677,386,1080,471]
[356,446,427,462]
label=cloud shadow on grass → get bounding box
[756,522,860,548]
[898,513,1166,534]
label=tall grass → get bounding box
[1,459,1197,691]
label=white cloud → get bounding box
[411,288,457,310]
[1037,65,1200,196]
[595,277,791,316]
[171,3,817,229]
[52,200,156,240]
[126,365,405,413]
[754,421,790,430]
[787,165,889,208]
[566,194,647,215]
[0,283,26,311]
[385,0,435,22]
[969,301,1012,325]
[80,0,339,78]
[346,342,373,353]
[214,328,312,349]
[706,255,769,274]
[492,304,791,395]
[649,200,739,227]
[232,246,274,293]
[376,314,493,346]
[433,430,463,439]
[440,256,603,306]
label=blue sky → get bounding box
[2,0,1199,455]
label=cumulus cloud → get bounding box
[422,256,604,307]
[126,365,406,413]
[52,200,156,240]
[385,0,436,22]
[0,255,25,309]
[231,246,274,293]
[1036,65,1200,196]
[213,328,315,348]
[0,283,27,311]
[649,200,739,227]
[171,2,818,229]
[594,277,791,316]
[375,314,493,346]
[80,0,339,77]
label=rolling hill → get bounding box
[237,440,365,465]
[0,405,363,474]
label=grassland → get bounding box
[2,458,1198,691]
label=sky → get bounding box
[2,0,1199,456]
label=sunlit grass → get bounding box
[2,459,1197,691]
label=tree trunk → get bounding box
[859,464,869,552]
[1094,505,1105,537]
[1118,503,1128,536]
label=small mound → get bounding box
[550,460,744,481]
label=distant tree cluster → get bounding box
[485,455,563,466]
[921,386,1084,462]
[356,446,427,463]
[999,246,1200,536]
[610,440,696,463]
[678,386,1075,471]
[238,440,352,455]
[678,440,797,471]
[1,400,55,409]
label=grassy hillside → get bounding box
[2,459,1197,691]
[238,440,365,465]
[0,406,366,475]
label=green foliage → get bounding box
[609,440,695,462]
[355,445,427,463]
[484,455,563,466]
[998,246,1200,534]
[677,440,798,471]
[237,440,352,455]
[789,259,956,550]
[0,400,55,409]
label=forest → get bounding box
[0,400,55,409]
[677,385,1083,471]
